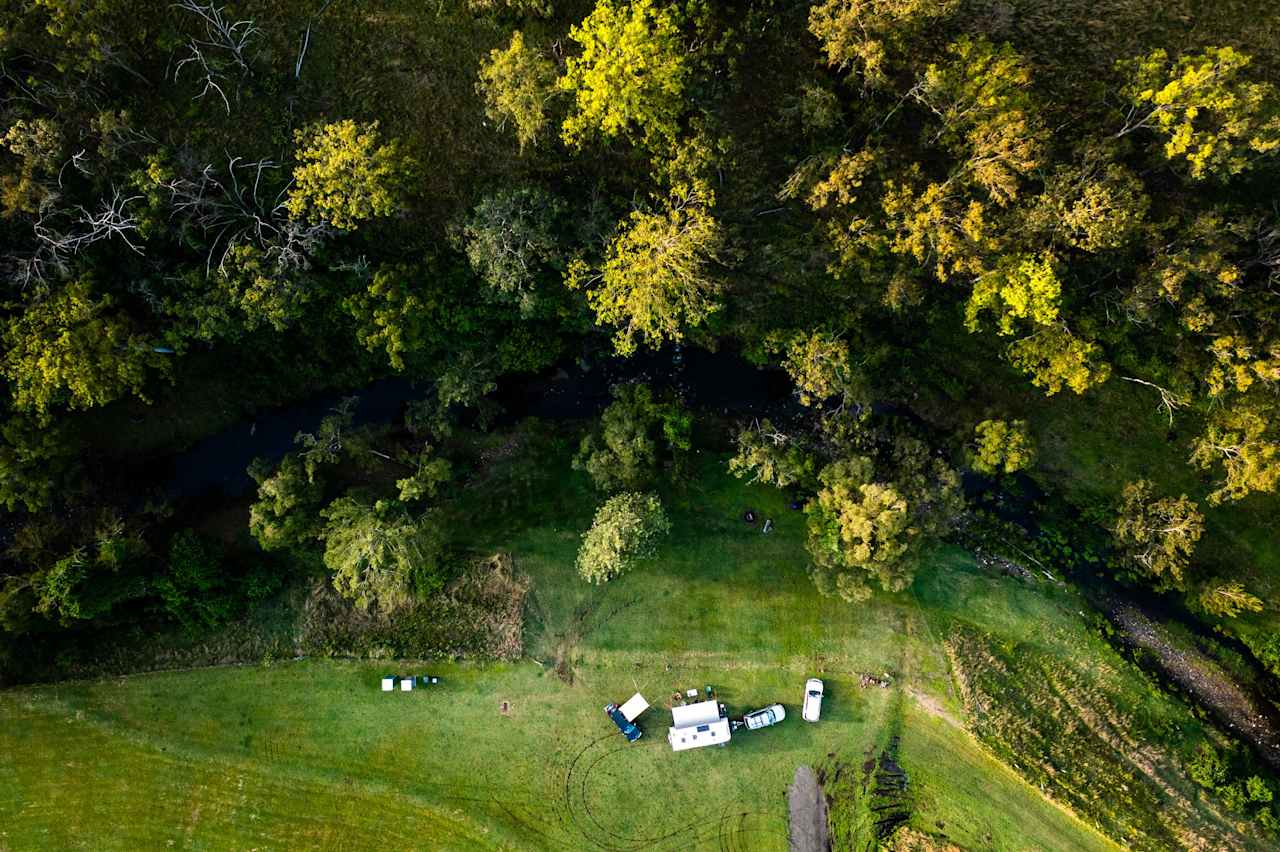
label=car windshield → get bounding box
[808,690,820,697]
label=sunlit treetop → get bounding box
[558,0,690,150]
[286,120,411,230]
[1118,46,1280,179]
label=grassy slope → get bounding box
[3,459,1234,850]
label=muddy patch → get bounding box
[789,765,830,852]
[871,738,912,840]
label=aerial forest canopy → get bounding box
[1,0,1279,699]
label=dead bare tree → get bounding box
[30,188,144,257]
[1120,375,1189,427]
[157,155,330,277]
[4,188,144,290]
[172,0,260,114]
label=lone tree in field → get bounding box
[1113,479,1204,590]
[969,418,1036,475]
[576,492,670,584]
[805,457,919,602]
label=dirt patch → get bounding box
[788,765,830,852]
[906,688,962,729]
[885,825,963,851]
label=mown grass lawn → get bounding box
[4,460,1224,850]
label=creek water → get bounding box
[162,345,793,499]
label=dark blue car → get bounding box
[604,703,642,742]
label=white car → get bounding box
[802,678,824,722]
[743,704,786,730]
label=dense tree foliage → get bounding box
[1113,480,1204,590]
[573,383,691,491]
[286,121,411,231]
[558,0,691,150]
[320,498,448,613]
[970,419,1035,475]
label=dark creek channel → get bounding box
[160,345,793,500]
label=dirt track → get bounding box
[788,765,829,852]
[1109,602,1280,771]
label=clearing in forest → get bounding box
[0,464,1247,850]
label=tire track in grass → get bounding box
[556,729,787,851]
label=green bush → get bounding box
[576,492,671,584]
[1186,742,1228,789]
[154,530,237,633]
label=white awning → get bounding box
[671,699,720,728]
[668,718,731,751]
[619,693,649,723]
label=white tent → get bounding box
[618,693,649,723]
[381,676,397,692]
[400,677,414,691]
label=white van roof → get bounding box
[671,699,720,727]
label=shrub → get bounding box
[576,492,670,584]
[1186,742,1227,789]
[573,384,691,492]
[154,529,238,633]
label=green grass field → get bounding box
[0,460,1244,850]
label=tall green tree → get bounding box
[567,199,724,354]
[806,459,916,603]
[454,188,566,317]
[1117,46,1280,179]
[573,383,691,491]
[558,0,690,149]
[1113,480,1204,590]
[969,419,1036,475]
[576,491,671,584]
[286,120,411,230]
[2,279,167,422]
[320,498,448,612]
[477,31,558,151]
[247,455,325,552]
